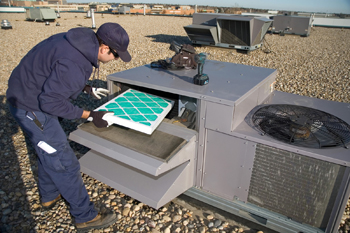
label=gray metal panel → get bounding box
[195,99,207,187]
[80,150,194,209]
[27,8,42,20]
[233,91,350,166]
[326,168,350,233]
[40,9,57,20]
[231,70,275,130]
[273,16,311,36]
[251,18,271,45]
[217,15,254,22]
[192,13,228,25]
[205,101,233,134]
[184,25,218,44]
[107,60,277,107]
[203,130,255,202]
[69,122,197,176]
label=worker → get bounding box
[6,22,131,232]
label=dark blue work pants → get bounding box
[8,104,97,223]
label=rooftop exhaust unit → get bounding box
[26,8,57,22]
[1,19,12,29]
[184,13,272,52]
[271,15,312,36]
[69,60,350,233]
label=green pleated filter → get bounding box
[93,89,174,134]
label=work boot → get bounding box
[75,212,117,232]
[42,194,62,210]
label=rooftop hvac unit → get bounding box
[26,8,57,22]
[69,60,350,233]
[271,15,312,36]
[118,6,131,14]
[184,13,272,52]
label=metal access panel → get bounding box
[183,24,218,45]
[272,15,312,36]
[191,13,225,26]
[69,122,197,209]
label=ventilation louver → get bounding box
[251,104,350,149]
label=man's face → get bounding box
[98,45,119,64]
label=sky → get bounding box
[68,0,350,14]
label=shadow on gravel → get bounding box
[0,95,37,232]
[146,34,191,45]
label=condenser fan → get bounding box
[251,104,350,149]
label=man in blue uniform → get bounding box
[6,22,131,232]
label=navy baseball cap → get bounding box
[96,23,131,62]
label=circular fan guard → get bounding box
[251,104,350,149]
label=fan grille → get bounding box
[251,104,350,148]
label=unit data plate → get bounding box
[92,89,174,135]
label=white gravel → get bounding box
[0,12,349,233]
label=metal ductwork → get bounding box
[26,8,57,22]
[184,13,272,52]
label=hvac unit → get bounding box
[69,60,350,233]
[271,15,312,36]
[26,8,57,22]
[184,13,272,52]
[118,6,131,14]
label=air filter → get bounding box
[92,89,174,134]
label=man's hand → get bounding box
[88,111,114,128]
[83,85,109,100]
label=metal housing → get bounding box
[26,8,57,22]
[69,61,350,233]
[271,15,312,36]
[184,13,272,51]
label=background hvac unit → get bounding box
[184,13,272,51]
[118,6,131,14]
[271,15,312,36]
[26,8,57,22]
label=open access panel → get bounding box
[69,60,350,233]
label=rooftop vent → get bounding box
[251,104,350,149]
[1,20,12,29]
